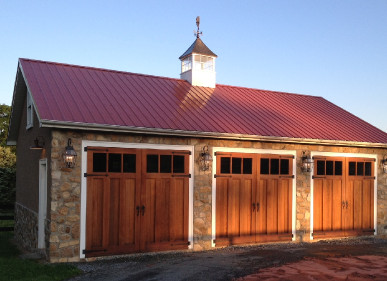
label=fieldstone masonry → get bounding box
[44,129,387,262]
[14,203,39,251]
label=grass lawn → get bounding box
[0,231,82,281]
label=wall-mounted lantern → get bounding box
[382,156,387,174]
[199,145,212,171]
[30,136,45,150]
[301,151,313,173]
[63,138,77,168]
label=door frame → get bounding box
[80,140,194,259]
[211,147,297,247]
[38,158,47,249]
[310,152,378,240]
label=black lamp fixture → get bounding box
[63,138,77,168]
[301,151,313,173]
[382,156,387,174]
[199,145,212,171]
[30,136,45,150]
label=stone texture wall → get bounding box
[47,129,387,262]
[14,202,38,251]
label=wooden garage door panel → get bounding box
[256,179,267,235]
[362,179,373,230]
[86,177,105,249]
[332,179,343,231]
[278,179,292,234]
[239,179,253,237]
[119,178,137,246]
[216,178,228,238]
[228,179,241,237]
[313,179,323,232]
[266,179,278,234]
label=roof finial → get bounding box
[194,16,202,38]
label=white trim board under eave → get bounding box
[309,151,378,240]
[211,147,297,248]
[80,140,194,259]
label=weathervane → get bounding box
[194,16,202,38]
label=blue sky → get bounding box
[1,0,386,132]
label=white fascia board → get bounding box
[40,120,387,149]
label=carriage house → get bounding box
[7,36,387,262]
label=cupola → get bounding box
[179,17,217,88]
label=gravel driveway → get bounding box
[67,237,387,281]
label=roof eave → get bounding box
[40,120,387,149]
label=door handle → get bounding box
[136,206,140,216]
[257,203,260,212]
[141,205,145,216]
[346,201,348,209]
[342,201,345,209]
[252,203,255,212]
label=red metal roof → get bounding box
[18,58,387,144]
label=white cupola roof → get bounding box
[179,17,217,88]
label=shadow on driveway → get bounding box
[68,237,387,281]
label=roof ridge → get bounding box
[19,58,186,84]
[216,82,321,99]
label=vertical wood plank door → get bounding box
[215,153,293,246]
[215,153,256,246]
[313,157,375,239]
[141,150,189,252]
[85,148,141,257]
[85,147,189,257]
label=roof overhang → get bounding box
[41,120,387,149]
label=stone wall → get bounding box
[48,129,387,262]
[14,202,38,251]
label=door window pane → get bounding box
[280,159,289,175]
[357,162,364,176]
[365,162,372,176]
[220,157,231,174]
[232,158,242,174]
[173,155,185,173]
[260,158,269,174]
[108,153,122,173]
[93,153,107,172]
[147,155,158,173]
[349,162,356,176]
[123,154,136,173]
[317,161,325,176]
[326,161,334,175]
[335,161,342,175]
[243,158,253,174]
[160,155,172,173]
[270,159,279,175]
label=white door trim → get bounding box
[211,147,297,247]
[80,140,194,259]
[310,152,378,240]
[38,158,47,249]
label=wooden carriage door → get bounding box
[215,153,257,246]
[85,148,141,257]
[141,150,190,251]
[215,153,293,246]
[313,157,374,239]
[313,157,345,238]
[256,155,293,242]
[344,158,374,235]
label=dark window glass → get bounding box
[243,158,253,174]
[260,158,269,174]
[349,162,356,176]
[93,153,107,172]
[123,154,136,173]
[232,158,242,174]
[173,155,185,173]
[357,162,364,176]
[220,157,231,174]
[270,159,279,175]
[365,162,372,177]
[317,161,325,176]
[160,155,172,173]
[335,161,343,175]
[326,161,334,176]
[108,153,122,173]
[147,154,158,173]
[280,159,289,175]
